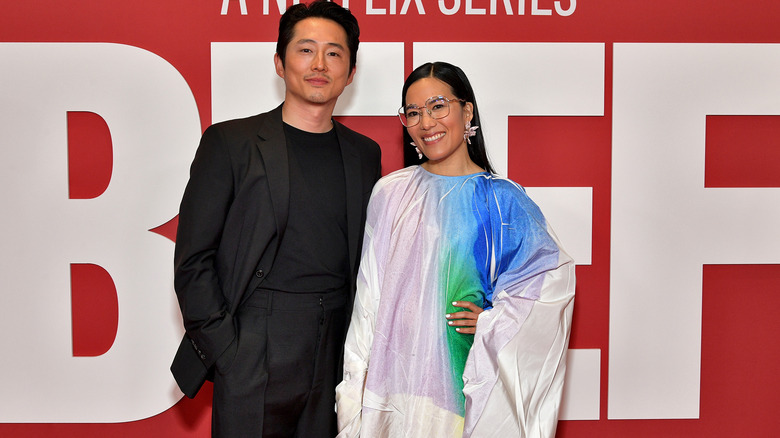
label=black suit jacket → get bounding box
[171,104,381,398]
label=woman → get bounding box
[336,62,575,438]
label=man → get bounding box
[170,1,381,436]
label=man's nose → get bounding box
[312,52,326,71]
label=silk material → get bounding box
[336,166,575,438]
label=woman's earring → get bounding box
[410,141,423,159]
[464,121,479,144]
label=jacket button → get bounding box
[200,354,206,360]
[255,270,264,278]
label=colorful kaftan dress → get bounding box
[336,166,575,438]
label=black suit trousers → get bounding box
[212,288,347,438]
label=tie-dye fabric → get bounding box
[336,166,575,438]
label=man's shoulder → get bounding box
[212,112,266,129]
[334,120,380,149]
[204,106,282,140]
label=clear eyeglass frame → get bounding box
[398,95,466,127]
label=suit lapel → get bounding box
[335,121,363,276]
[253,110,361,279]
[255,105,290,242]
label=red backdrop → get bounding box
[2,0,779,436]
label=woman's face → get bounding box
[404,77,473,170]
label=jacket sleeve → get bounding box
[173,124,237,382]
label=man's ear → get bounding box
[345,65,356,86]
[274,53,285,79]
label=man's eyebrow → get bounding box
[293,39,345,51]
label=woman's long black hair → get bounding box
[401,61,495,174]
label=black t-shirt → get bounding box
[259,123,349,293]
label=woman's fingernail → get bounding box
[445,314,451,318]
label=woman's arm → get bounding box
[462,181,576,438]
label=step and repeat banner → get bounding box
[2,1,779,436]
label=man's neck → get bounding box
[281,100,336,133]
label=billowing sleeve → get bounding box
[336,189,384,437]
[462,182,576,438]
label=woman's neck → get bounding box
[422,158,484,176]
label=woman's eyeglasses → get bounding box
[398,96,466,127]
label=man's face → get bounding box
[275,17,355,108]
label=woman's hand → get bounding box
[445,301,484,334]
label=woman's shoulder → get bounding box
[372,166,420,193]
[485,174,546,218]
[365,167,422,222]
[485,174,528,197]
